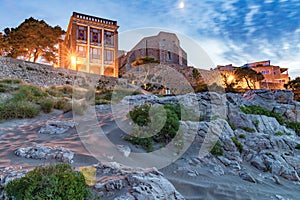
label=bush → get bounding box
[226,119,236,130]
[0,78,22,84]
[126,103,180,151]
[210,141,223,156]
[231,137,243,153]
[296,144,300,150]
[5,164,91,200]
[275,131,284,136]
[239,105,284,125]
[239,134,246,139]
[40,98,54,113]
[286,122,300,135]
[0,101,39,120]
[72,101,89,115]
[13,84,48,102]
[54,99,72,112]
[241,126,256,133]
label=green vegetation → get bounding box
[275,131,284,136]
[240,126,256,133]
[239,134,246,139]
[295,144,300,150]
[252,120,259,128]
[40,98,54,113]
[284,77,300,101]
[5,164,91,200]
[286,122,300,135]
[226,119,236,130]
[239,105,284,125]
[192,68,200,80]
[0,78,22,84]
[125,103,181,152]
[210,141,223,156]
[0,17,64,64]
[53,98,72,113]
[72,101,88,115]
[46,85,73,98]
[131,56,160,66]
[231,137,243,153]
[0,101,39,120]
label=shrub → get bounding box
[253,120,259,128]
[231,137,243,153]
[40,98,54,113]
[54,99,72,112]
[239,105,284,125]
[72,101,88,115]
[286,122,300,135]
[13,84,47,102]
[275,131,284,136]
[0,78,22,84]
[126,103,180,151]
[5,164,90,200]
[239,134,246,139]
[210,141,223,156]
[0,101,39,120]
[296,144,300,150]
[226,119,236,130]
[241,126,256,133]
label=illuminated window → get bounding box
[76,26,87,41]
[90,47,101,63]
[104,50,114,64]
[104,31,114,47]
[90,28,101,44]
[76,45,86,57]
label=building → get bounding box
[244,60,289,90]
[59,12,119,77]
[216,60,289,90]
[119,31,187,69]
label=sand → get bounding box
[1,105,300,199]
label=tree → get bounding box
[284,77,300,91]
[0,17,65,64]
[234,67,264,90]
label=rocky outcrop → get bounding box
[15,145,74,163]
[38,120,77,134]
[91,162,185,200]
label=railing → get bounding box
[73,12,117,26]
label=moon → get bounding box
[178,1,185,9]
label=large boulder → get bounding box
[92,162,185,200]
[242,89,276,111]
[38,121,77,135]
[273,90,294,104]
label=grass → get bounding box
[39,98,54,113]
[0,101,39,120]
[231,137,243,153]
[239,134,246,139]
[226,119,236,130]
[240,126,256,133]
[286,122,300,135]
[239,105,285,125]
[210,141,223,156]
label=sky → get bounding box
[0,0,299,78]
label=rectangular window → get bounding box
[76,26,87,41]
[90,28,101,45]
[76,45,86,57]
[104,50,114,64]
[90,47,101,63]
[104,31,114,47]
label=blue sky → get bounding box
[0,0,299,78]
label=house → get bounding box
[59,12,119,77]
[216,60,289,90]
[119,31,187,69]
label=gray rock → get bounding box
[273,90,294,104]
[15,145,74,163]
[239,171,256,183]
[38,121,77,134]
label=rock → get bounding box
[92,162,185,200]
[273,90,294,104]
[15,145,74,163]
[242,89,276,111]
[239,171,256,183]
[117,145,131,157]
[38,121,77,134]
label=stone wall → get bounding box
[0,56,128,89]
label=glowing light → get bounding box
[71,56,76,70]
[178,1,185,9]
